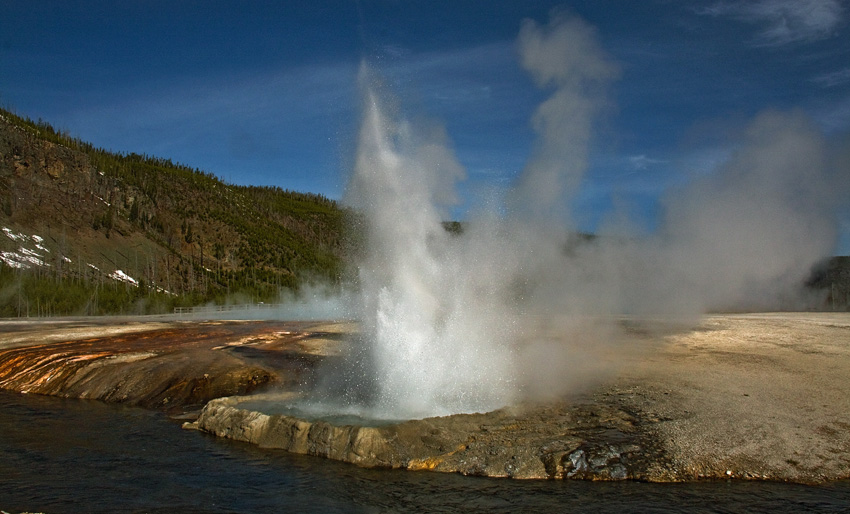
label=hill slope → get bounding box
[0,108,346,315]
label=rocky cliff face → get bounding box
[6,128,89,180]
[1,113,102,231]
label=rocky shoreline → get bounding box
[2,313,849,483]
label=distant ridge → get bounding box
[0,107,345,316]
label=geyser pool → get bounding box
[238,394,407,428]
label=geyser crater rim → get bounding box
[231,392,507,427]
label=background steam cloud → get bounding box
[317,13,843,420]
[655,110,837,312]
[512,13,618,219]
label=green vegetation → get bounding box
[0,265,166,316]
[0,106,348,316]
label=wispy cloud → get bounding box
[71,60,357,143]
[811,67,850,87]
[627,154,667,171]
[381,44,410,58]
[698,0,844,46]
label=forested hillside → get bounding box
[0,107,346,316]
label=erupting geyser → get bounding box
[305,12,843,422]
[343,83,520,419]
[316,13,625,420]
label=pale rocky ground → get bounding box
[615,313,850,482]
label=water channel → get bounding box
[1,391,848,513]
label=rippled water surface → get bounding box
[1,391,848,513]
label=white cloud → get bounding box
[699,0,844,46]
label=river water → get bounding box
[1,391,848,513]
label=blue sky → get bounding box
[2,0,849,252]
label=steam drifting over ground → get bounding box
[310,12,845,420]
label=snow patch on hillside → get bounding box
[1,228,52,269]
[109,269,139,286]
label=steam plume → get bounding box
[342,71,519,418]
[317,13,841,420]
[512,12,618,219]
